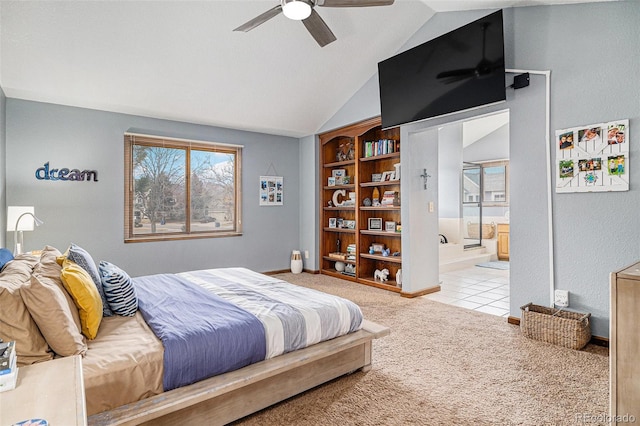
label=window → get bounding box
[124,134,242,242]
[481,161,509,206]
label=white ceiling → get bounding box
[0,0,614,138]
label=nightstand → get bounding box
[0,355,86,425]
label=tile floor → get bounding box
[425,265,510,317]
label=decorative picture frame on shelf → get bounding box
[381,171,395,182]
[368,217,383,231]
[393,163,401,180]
[328,218,337,228]
[371,173,382,182]
[335,176,344,185]
[332,169,346,178]
[371,242,385,253]
[344,220,356,229]
[327,177,336,187]
[385,221,397,232]
[343,192,356,206]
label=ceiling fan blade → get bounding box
[302,9,337,47]
[234,5,282,32]
[317,0,394,7]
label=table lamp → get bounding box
[7,206,44,255]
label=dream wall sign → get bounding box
[556,119,629,193]
[35,162,99,182]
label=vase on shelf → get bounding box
[372,187,380,206]
[291,250,303,274]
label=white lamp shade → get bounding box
[282,0,312,20]
[7,206,36,232]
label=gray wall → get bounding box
[298,134,318,270]
[438,124,463,219]
[514,1,640,337]
[314,1,640,337]
[0,87,6,247]
[400,126,441,294]
[5,99,301,277]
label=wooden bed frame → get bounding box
[88,320,389,425]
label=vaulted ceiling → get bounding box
[0,0,614,137]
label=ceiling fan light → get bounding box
[282,0,312,21]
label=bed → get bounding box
[0,246,389,425]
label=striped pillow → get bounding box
[98,261,138,317]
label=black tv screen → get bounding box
[378,10,506,129]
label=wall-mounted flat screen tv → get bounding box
[378,10,505,129]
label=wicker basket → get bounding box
[520,303,591,350]
[466,222,495,239]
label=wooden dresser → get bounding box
[610,261,640,423]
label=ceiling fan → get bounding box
[234,0,395,47]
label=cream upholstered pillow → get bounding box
[0,255,53,366]
[22,273,88,356]
[60,258,103,339]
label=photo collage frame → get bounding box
[556,119,629,193]
[259,176,284,206]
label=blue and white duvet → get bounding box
[135,268,363,391]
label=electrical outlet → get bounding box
[304,250,309,259]
[554,290,569,308]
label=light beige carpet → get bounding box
[233,272,609,426]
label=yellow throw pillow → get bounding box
[60,258,103,339]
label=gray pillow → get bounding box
[67,243,113,317]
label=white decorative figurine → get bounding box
[374,268,389,282]
[396,268,402,289]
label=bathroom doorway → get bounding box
[432,110,511,317]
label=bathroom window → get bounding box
[481,161,509,206]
